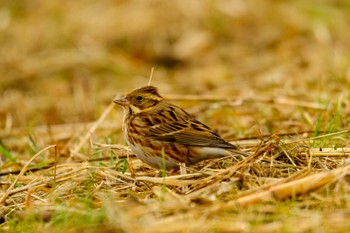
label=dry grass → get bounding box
[1,0,350,232]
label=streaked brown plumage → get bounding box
[114,86,245,170]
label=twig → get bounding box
[54,145,57,186]
[229,165,349,207]
[306,148,350,157]
[70,100,116,158]
[0,152,132,177]
[285,129,350,145]
[148,67,155,86]
[164,95,327,110]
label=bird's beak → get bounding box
[113,96,130,106]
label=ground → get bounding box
[1,1,350,232]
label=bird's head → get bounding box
[113,86,163,114]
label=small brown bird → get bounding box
[114,86,245,170]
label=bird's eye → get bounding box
[136,96,143,101]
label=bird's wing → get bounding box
[145,104,236,149]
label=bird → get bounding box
[113,86,246,170]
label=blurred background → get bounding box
[0,0,349,132]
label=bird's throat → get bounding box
[128,105,142,114]
[128,105,154,115]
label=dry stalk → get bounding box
[285,129,350,145]
[165,94,327,110]
[226,165,350,208]
[307,148,350,157]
